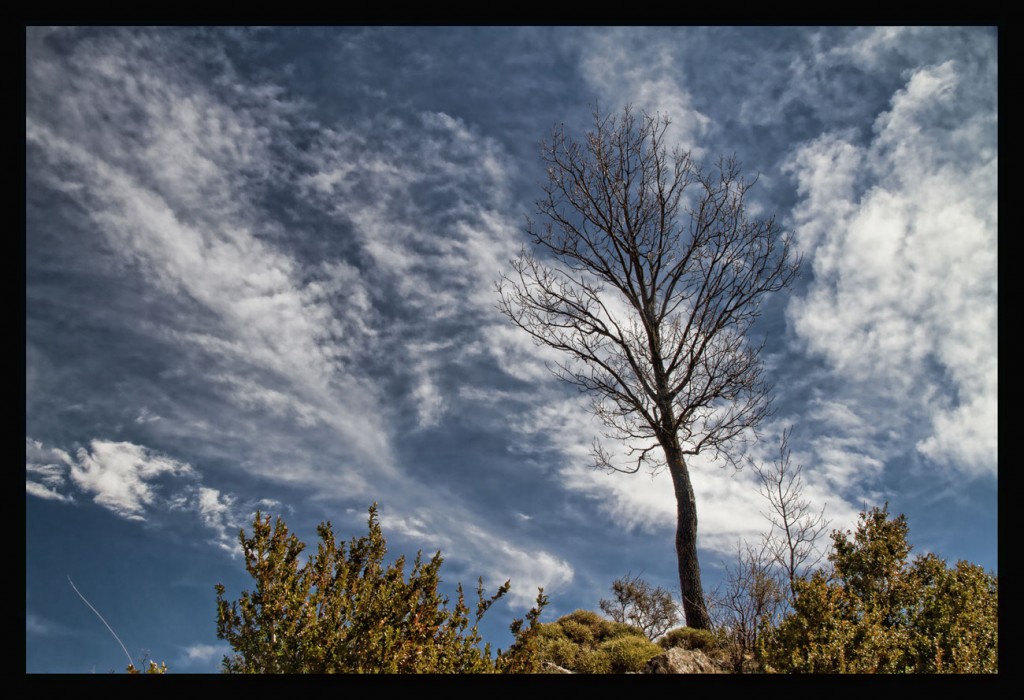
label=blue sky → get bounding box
[25,26,997,673]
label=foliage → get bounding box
[215,504,546,673]
[599,573,680,640]
[498,105,800,629]
[494,588,549,674]
[903,555,998,673]
[535,608,661,673]
[127,659,168,674]
[758,505,998,673]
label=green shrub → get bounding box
[559,618,597,646]
[215,505,546,673]
[559,609,605,628]
[573,647,612,674]
[758,506,998,674]
[539,637,579,669]
[658,626,724,652]
[536,608,654,673]
[600,635,664,673]
[606,621,645,639]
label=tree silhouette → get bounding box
[499,105,799,628]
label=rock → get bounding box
[643,648,723,674]
[540,661,574,674]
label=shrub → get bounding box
[559,609,605,628]
[573,647,612,674]
[658,626,724,652]
[535,608,653,673]
[758,505,998,674]
[606,621,646,639]
[215,504,546,673]
[559,618,597,646]
[600,635,664,673]
[539,637,579,670]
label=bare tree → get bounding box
[707,540,786,672]
[599,572,680,641]
[498,106,800,629]
[752,427,831,599]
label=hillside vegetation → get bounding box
[210,504,996,674]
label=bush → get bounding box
[215,504,546,673]
[600,635,663,673]
[758,505,998,673]
[538,636,579,670]
[559,618,597,646]
[535,609,653,673]
[573,647,612,674]
[658,626,724,652]
[558,609,605,628]
[606,621,646,639]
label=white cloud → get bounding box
[785,61,996,478]
[486,538,575,609]
[26,612,69,637]
[297,108,544,448]
[28,435,253,552]
[68,440,194,520]
[183,643,226,662]
[807,399,870,435]
[411,378,445,429]
[177,642,232,669]
[26,481,74,503]
[826,27,911,69]
[299,110,519,323]
[382,512,447,547]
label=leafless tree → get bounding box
[752,427,831,599]
[497,106,800,628]
[707,540,786,672]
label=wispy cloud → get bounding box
[27,28,395,480]
[375,500,575,609]
[297,109,525,435]
[133,408,161,425]
[196,487,240,553]
[26,438,75,503]
[26,611,71,638]
[577,28,711,155]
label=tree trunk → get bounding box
[666,447,712,629]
